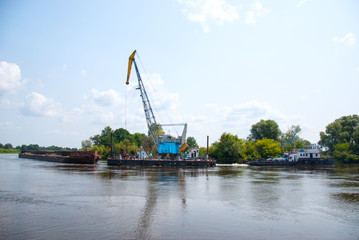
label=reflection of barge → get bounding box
[19,150,101,164]
[248,144,335,166]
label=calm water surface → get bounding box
[1,154,358,240]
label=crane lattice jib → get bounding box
[132,59,159,151]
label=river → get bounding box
[0,154,358,240]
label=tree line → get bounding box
[82,120,307,162]
[82,126,200,159]
[2,114,357,163]
[0,143,78,153]
[83,115,359,163]
[207,120,311,163]
[319,115,359,163]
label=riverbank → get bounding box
[0,149,20,154]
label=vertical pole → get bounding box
[111,132,113,158]
[206,136,209,160]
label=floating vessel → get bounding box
[248,144,334,166]
[108,50,215,167]
[107,157,215,167]
[108,144,215,167]
[19,150,101,164]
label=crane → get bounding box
[126,50,188,158]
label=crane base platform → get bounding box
[107,158,216,167]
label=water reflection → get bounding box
[333,193,359,203]
[1,155,359,240]
[216,167,244,178]
[133,174,158,240]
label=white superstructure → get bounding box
[285,144,321,162]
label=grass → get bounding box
[0,149,20,154]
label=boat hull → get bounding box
[107,158,216,167]
[19,150,100,164]
[248,158,335,166]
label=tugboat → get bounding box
[248,144,334,166]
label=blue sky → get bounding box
[1,0,358,148]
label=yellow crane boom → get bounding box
[126,50,136,85]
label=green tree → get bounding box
[113,128,131,143]
[352,125,359,154]
[142,135,157,154]
[319,115,359,155]
[131,133,145,148]
[90,145,111,159]
[333,143,359,163]
[186,136,199,149]
[281,125,301,148]
[4,143,13,149]
[81,139,92,150]
[27,144,40,150]
[244,140,261,161]
[148,123,165,139]
[115,139,139,155]
[255,138,284,159]
[198,147,208,156]
[211,133,246,163]
[249,119,281,141]
[90,126,113,147]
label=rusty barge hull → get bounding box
[19,150,100,164]
[107,158,216,167]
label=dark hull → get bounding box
[248,158,335,166]
[19,150,100,164]
[108,158,216,167]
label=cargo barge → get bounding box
[248,144,334,166]
[122,51,215,168]
[19,150,101,164]
[107,158,216,167]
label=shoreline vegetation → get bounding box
[0,149,20,154]
[2,114,358,164]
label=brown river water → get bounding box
[1,154,358,240]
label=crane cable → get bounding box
[125,80,127,128]
[136,52,180,137]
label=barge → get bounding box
[107,158,216,167]
[19,150,101,164]
[248,144,335,166]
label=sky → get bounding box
[0,0,358,148]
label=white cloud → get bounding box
[297,0,310,7]
[80,89,125,125]
[0,121,14,128]
[45,129,80,136]
[0,98,20,110]
[178,0,239,32]
[245,2,271,25]
[199,100,300,142]
[79,103,117,125]
[141,73,180,112]
[81,69,87,77]
[220,101,290,128]
[0,61,24,94]
[84,89,124,106]
[21,92,62,117]
[333,33,356,46]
